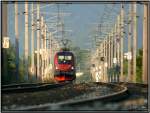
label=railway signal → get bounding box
[2,37,10,49]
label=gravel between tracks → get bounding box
[2,82,120,110]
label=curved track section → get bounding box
[12,82,128,110]
[59,83,128,106]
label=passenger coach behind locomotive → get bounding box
[54,48,76,82]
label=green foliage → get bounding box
[77,73,91,83]
[2,43,16,84]
[18,56,26,83]
[123,59,128,76]
[123,49,143,83]
[2,42,32,85]
[136,49,143,83]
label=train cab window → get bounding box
[58,56,65,61]
[58,55,72,64]
[65,56,72,60]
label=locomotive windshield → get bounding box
[58,54,73,64]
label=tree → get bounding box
[123,49,143,83]
[136,49,142,83]
[2,42,33,85]
[2,43,16,84]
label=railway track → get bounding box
[2,82,147,111]
[2,81,71,94]
[2,82,128,110]
[2,83,46,89]
[23,83,128,110]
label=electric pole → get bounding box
[132,3,137,83]
[49,32,52,65]
[120,4,124,82]
[47,33,50,65]
[128,4,132,82]
[117,15,120,69]
[31,3,35,76]
[114,24,117,62]
[44,24,47,74]
[2,2,8,83]
[37,3,40,80]
[41,16,44,77]
[105,39,108,82]
[142,3,148,84]
[15,2,19,82]
[110,31,113,82]
[106,35,109,82]
[102,41,105,82]
[45,26,48,76]
[114,24,117,82]
[25,2,29,81]
[108,33,111,82]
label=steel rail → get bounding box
[2,83,47,89]
[2,81,71,94]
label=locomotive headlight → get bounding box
[71,66,74,70]
[56,66,58,69]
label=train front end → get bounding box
[54,50,76,82]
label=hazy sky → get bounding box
[7,2,143,56]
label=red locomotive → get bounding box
[54,48,76,82]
